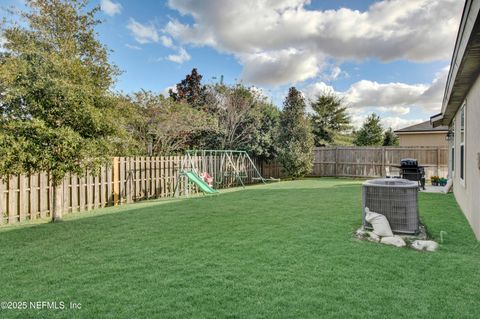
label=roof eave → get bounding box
[440,0,480,125]
[395,130,448,135]
[430,113,445,128]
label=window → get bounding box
[451,146,455,174]
[460,103,466,184]
[460,144,464,179]
[450,122,455,176]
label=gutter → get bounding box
[430,113,445,128]
[395,131,448,135]
[438,0,480,125]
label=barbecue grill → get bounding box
[398,158,425,189]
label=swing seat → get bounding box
[223,172,247,178]
[252,177,280,182]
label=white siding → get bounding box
[452,74,480,239]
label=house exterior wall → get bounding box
[398,133,448,147]
[451,74,480,239]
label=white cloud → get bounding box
[100,0,122,16]
[303,67,449,130]
[125,43,142,50]
[344,80,428,110]
[165,0,462,85]
[415,67,450,111]
[161,85,176,97]
[124,20,190,63]
[239,48,321,85]
[160,35,175,49]
[317,65,349,82]
[326,66,342,81]
[127,18,159,44]
[381,117,423,130]
[166,47,191,64]
[305,67,449,114]
[377,106,411,116]
[165,19,216,47]
[303,82,335,101]
[348,112,424,130]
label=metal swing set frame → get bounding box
[174,150,279,196]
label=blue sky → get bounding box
[0,0,464,129]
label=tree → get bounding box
[353,113,384,146]
[310,92,351,146]
[210,84,257,150]
[169,68,209,110]
[0,0,119,221]
[277,87,314,178]
[383,127,399,146]
[192,84,280,161]
[247,102,281,161]
[123,91,216,155]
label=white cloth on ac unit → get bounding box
[364,207,394,237]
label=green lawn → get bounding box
[0,178,479,318]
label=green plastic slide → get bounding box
[184,171,218,194]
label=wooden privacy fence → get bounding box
[0,155,262,225]
[262,146,449,179]
[0,148,448,225]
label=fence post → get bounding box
[437,146,441,176]
[126,157,133,203]
[112,157,119,206]
[334,147,338,177]
[63,175,69,214]
[86,171,93,211]
[381,147,386,177]
[0,178,4,225]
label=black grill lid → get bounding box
[400,158,418,167]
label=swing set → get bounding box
[174,150,279,196]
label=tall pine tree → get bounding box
[277,87,314,178]
[383,127,399,146]
[353,113,384,146]
[310,92,351,146]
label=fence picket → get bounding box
[63,175,69,213]
[8,176,17,224]
[19,174,27,222]
[117,157,122,204]
[78,173,86,212]
[100,166,106,208]
[86,172,93,211]
[39,173,47,218]
[155,157,160,197]
[0,178,4,225]
[146,157,151,198]
[71,175,78,213]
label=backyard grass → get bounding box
[0,178,479,318]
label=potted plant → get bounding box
[439,177,448,186]
[431,176,439,186]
